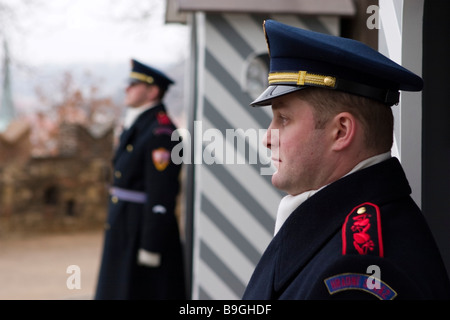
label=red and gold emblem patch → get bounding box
[152,148,170,171]
[342,202,384,257]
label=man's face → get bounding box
[264,92,331,195]
[125,82,153,107]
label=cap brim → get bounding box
[128,78,144,85]
[250,85,307,107]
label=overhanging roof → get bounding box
[176,0,355,16]
[166,0,356,24]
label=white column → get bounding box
[379,0,424,208]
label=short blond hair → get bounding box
[297,87,394,153]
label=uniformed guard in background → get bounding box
[95,59,186,300]
[242,20,450,300]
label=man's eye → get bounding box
[279,115,288,124]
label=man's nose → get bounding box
[263,124,271,149]
[265,127,280,156]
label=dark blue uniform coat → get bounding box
[95,104,186,300]
[243,158,450,300]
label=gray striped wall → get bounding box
[191,13,340,299]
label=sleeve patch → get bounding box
[342,202,384,257]
[324,273,397,300]
[152,148,170,171]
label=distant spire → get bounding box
[0,38,15,132]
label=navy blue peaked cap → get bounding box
[251,20,423,107]
[129,59,174,91]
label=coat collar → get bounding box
[127,103,165,132]
[123,102,157,130]
[273,157,411,293]
[120,104,165,140]
[114,104,166,162]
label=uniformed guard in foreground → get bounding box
[95,59,186,299]
[242,20,450,300]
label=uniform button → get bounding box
[114,170,122,178]
[111,196,119,204]
[126,144,133,152]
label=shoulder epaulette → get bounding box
[154,111,174,136]
[157,111,172,125]
[342,202,384,257]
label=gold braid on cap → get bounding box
[130,72,154,84]
[268,71,336,88]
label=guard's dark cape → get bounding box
[95,104,186,300]
[243,158,450,300]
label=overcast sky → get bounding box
[4,0,189,66]
[0,0,189,114]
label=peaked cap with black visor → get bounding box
[250,20,424,107]
[129,59,174,92]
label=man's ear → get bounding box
[330,112,357,151]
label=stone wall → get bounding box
[0,122,115,236]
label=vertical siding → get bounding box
[192,13,340,299]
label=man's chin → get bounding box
[271,172,283,190]
[271,172,297,195]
